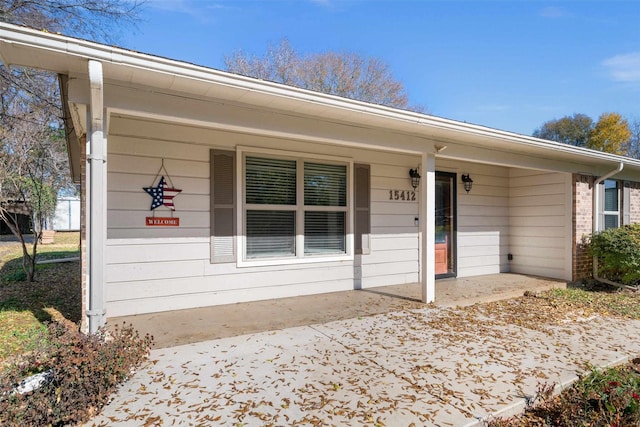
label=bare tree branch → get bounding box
[0,0,141,281]
[225,38,424,113]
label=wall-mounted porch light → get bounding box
[409,168,421,189]
[462,174,473,193]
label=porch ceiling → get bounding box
[2,23,640,179]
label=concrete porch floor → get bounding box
[112,273,566,349]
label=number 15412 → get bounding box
[389,190,416,201]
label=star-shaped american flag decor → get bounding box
[143,176,182,211]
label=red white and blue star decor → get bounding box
[143,160,182,227]
[143,176,182,211]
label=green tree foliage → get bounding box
[225,38,424,112]
[532,113,593,147]
[534,112,635,157]
[587,112,632,155]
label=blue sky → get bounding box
[121,0,640,136]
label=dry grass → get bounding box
[467,284,640,331]
[0,232,80,364]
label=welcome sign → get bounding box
[143,160,182,227]
[145,217,180,227]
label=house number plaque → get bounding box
[389,190,416,201]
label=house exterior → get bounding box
[1,23,639,333]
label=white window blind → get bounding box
[603,180,620,230]
[304,163,347,206]
[246,210,295,258]
[244,155,350,261]
[246,157,296,205]
[304,211,345,254]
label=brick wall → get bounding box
[573,174,593,281]
[630,183,640,223]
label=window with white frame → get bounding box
[244,154,348,260]
[603,179,620,229]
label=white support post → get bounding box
[421,153,436,303]
[86,60,106,334]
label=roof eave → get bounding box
[1,22,639,172]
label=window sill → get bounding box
[237,253,353,268]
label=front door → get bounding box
[435,172,456,278]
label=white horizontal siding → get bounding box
[109,191,210,212]
[510,193,567,207]
[371,214,418,228]
[457,244,509,256]
[510,236,566,250]
[360,273,419,288]
[104,114,575,316]
[107,279,355,317]
[508,170,571,280]
[509,205,566,217]
[108,262,354,297]
[361,161,419,288]
[506,262,567,279]
[508,226,562,238]
[108,172,209,194]
[370,234,418,251]
[108,210,208,230]
[108,228,211,239]
[446,161,510,278]
[105,114,421,316]
[362,260,419,277]
[107,259,205,282]
[109,153,210,177]
[364,248,418,264]
[509,216,566,227]
[459,254,505,268]
[457,227,510,236]
[107,239,210,264]
[372,201,417,215]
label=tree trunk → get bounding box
[28,228,41,282]
[0,210,38,281]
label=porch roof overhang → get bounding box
[2,23,640,181]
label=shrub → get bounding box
[588,224,640,286]
[0,321,153,426]
[489,359,640,426]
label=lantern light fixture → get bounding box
[409,168,421,189]
[462,174,473,193]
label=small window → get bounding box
[603,180,620,230]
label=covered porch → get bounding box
[113,273,566,348]
[3,23,635,334]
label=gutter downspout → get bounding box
[86,60,106,333]
[592,162,625,288]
